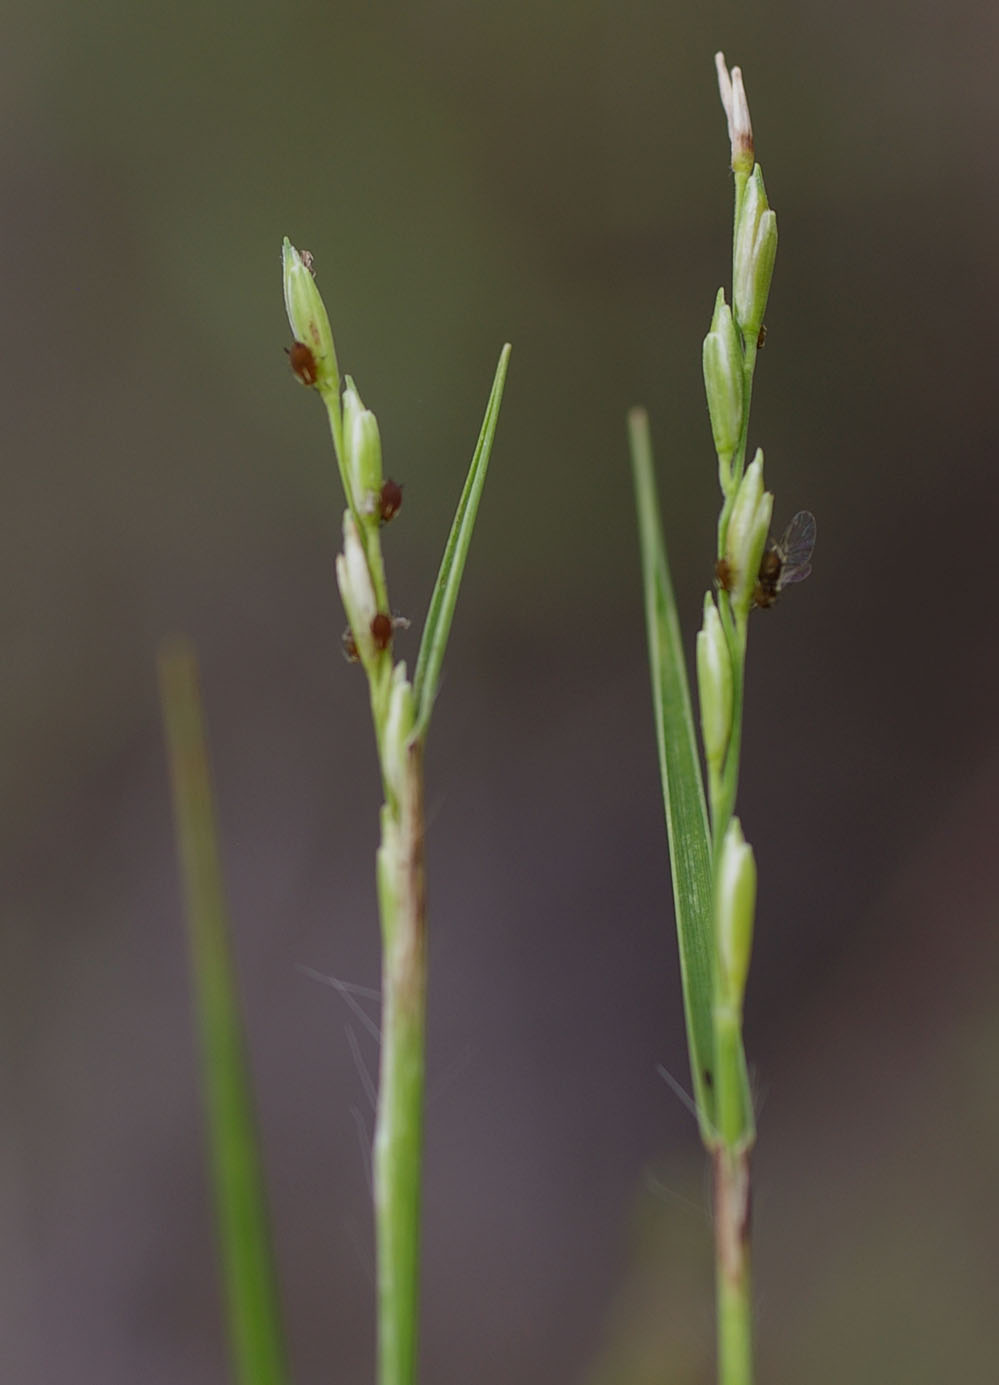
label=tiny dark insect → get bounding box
[300,249,315,275]
[286,340,318,386]
[370,612,394,652]
[753,510,816,609]
[341,626,360,663]
[756,324,768,349]
[378,479,403,525]
[715,556,733,591]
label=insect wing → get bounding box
[775,510,816,588]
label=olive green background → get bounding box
[7,2,999,1382]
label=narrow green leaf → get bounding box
[158,639,289,1385]
[412,343,511,739]
[628,409,717,1137]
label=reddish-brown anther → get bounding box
[378,479,403,524]
[286,340,318,386]
[370,613,393,652]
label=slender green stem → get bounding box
[731,168,749,274]
[159,640,290,1385]
[714,1144,753,1385]
[370,660,395,767]
[374,744,427,1385]
[709,601,755,1385]
[710,606,745,859]
[318,383,353,531]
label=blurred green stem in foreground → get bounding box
[284,237,511,1385]
[159,640,290,1385]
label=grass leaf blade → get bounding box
[159,639,289,1385]
[413,343,511,738]
[628,409,717,1136]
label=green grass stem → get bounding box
[158,638,290,1385]
[373,747,427,1385]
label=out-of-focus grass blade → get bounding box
[413,343,511,740]
[628,409,717,1138]
[158,639,289,1385]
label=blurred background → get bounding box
[6,1,999,1381]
